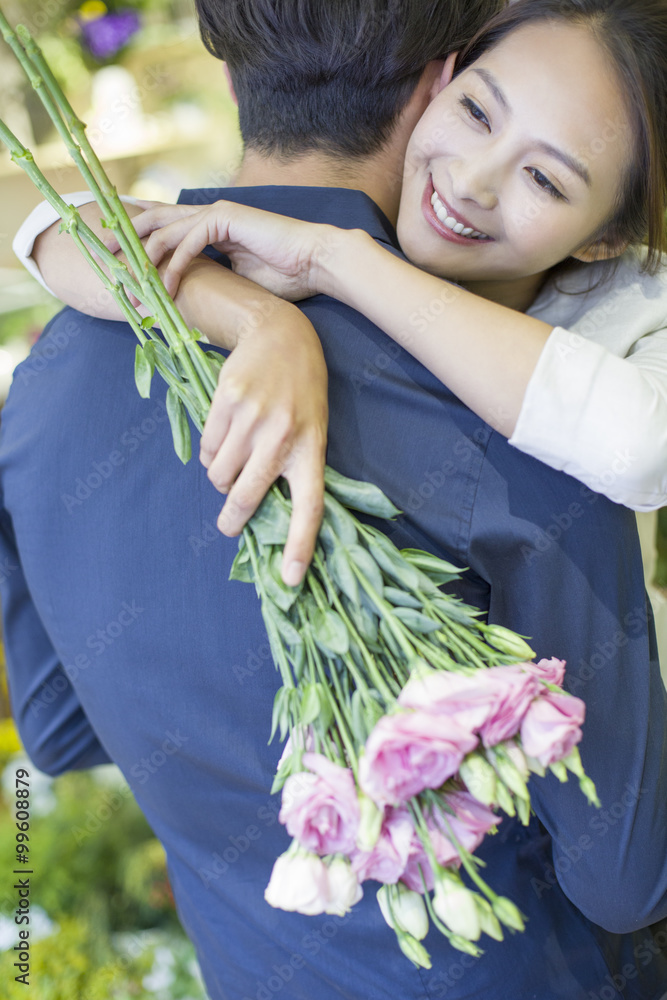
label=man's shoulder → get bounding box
[177,185,402,252]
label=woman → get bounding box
[17,0,667,588]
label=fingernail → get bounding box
[284,560,306,587]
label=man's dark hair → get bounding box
[194,0,505,158]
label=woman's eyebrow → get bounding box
[533,141,592,186]
[471,68,511,113]
[471,66,591,187]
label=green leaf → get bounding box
[290,640,306,681]
[134,342,155,399]
[205,349,225,374]
[322,495,358,547]
[345,543,385,598]
[264,601,303,648]
[151,338,181,380]
[300,683,323,726]
[392,607,442,633]
[312,608,349,657]
[249,491,291,546]
[401,549,463,580]
[379,616,403,659]
[350,689,369,744]
[344,598,379,644]
[166,387,192,464]
[269,687,288,743]
[363,526,421,590]
[383,586,423,609]
[324,466,402,519]
[260,548,302,612]
[229,545,254,583]
[140,315,157,330]
[326,547,359,604]
[431,598,479,626]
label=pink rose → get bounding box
[398,671,502,732]
[351,806,414,884]
[359,712,478,807]
[521,657,567,687]
[280,752,360,855]
[478,666,540,747]
[400,792,500,892]
[520,690,585,766]
[437,791,500,855]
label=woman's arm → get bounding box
[139,201,667,511]
[14,197,330,585]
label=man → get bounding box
[1,2,666,998]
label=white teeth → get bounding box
[430,189,489,240]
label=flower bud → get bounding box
[579,775,601,808]
[325,857,363,916]
[433,880,481,941]
[488,751,529,802]
[485,626,535,660]
[475,897,504,941]
[493,895,525,932]
[459,753,497,806]
[398,933,432,969]
[563,745,584,777]
[377,884,429,941]
[356,792,384,852]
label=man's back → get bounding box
[1,186,666,1000]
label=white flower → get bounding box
[433,879,481,941]
[325,857,363,916]
[377,884,429,941]
[264,849,330,915]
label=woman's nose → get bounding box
[449,156,499,212]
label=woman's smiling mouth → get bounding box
[422,177,493,244]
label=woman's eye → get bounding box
[459,96,490,129]
[526,167,565,201]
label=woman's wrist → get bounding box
[175,257,288,350]
[313,227,379,303]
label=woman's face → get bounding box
[397,21,633,305]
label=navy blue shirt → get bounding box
[1,186,666,1000]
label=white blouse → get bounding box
[13,195,667,511]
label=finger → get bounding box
[205,427,250,495]
[280,448,326,587]
[131,203,201,242]
[200,393,234,470]
[216,445,283,537]
[162,221,229,295]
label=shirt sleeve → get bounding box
[0,504,112,776]
[469,437,667,934]
[509,324,667,511]
[12,192,140,298]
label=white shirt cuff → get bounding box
[12,192,140,297]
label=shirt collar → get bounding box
[178,185,400,252]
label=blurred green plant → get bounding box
[0,741,206,998]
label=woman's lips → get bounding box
[421,177,494,246]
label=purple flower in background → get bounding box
[80,10,141,61]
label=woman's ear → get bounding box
[571,238,629,263]
[429,52,458,101]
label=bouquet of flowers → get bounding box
[0,9,599,968]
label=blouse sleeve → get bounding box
[509,324,667,511]
[12,192,140,297]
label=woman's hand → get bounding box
[202,301,329,587]
[130,200,346,303]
